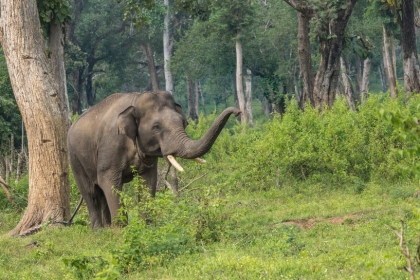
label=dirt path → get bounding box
[283,212,365,229]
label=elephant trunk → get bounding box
[167,107,241,161]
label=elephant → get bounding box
[67,90,241,228]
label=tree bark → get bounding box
[50,20,71,128]
[401,0,420,93]
[141,43,160,91]
[245,68,254,126]
[163,0,174,95]
[1,0,71,235]
[355,56,362,95]
[340,57,356,111]
[235,32,248,124]
[71,69,83,115]
[383,24,398,99]
[187,78,198,121]
[379,61,388,92]
[361,57,371,102]
[297,11,314,108]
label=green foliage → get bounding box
[380,95,420,178]
[0,49,22,152]
[182,94,409,193]
[118,0,164,31]
[64,171,229,277]
[37,0,72,24]
[37,0,72,37]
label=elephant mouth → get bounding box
[166,155,206,172]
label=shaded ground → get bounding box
[283,212,365,229]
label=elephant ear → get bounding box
[117,106,137,140]
[175,103,188,128]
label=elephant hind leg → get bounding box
[69,155,111,228]
[81,185,111,228]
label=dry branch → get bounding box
[390,220,416,280]
[0,175,21,211]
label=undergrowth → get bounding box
[2,94,420,279]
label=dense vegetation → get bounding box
[2,0,420,277]
[1,94,420,279]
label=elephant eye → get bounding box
[152,124,160,131]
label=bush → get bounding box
[185,94,413,193]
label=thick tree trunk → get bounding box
[383,24,398,99]
[297,12,315,108]
[361,58,371,102]
[245,68,254,126]
[141,43,159,91]
[235,32,248,124]
[163,0,174,95]
[401,0,420,93]
[340,57,356,111]
[1,0,71,235]
[187,78,198,121]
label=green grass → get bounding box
[2,94,420,279]
[0,181,418,279]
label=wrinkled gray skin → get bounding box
[67,90,241,228]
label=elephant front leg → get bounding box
[140,161,158,197]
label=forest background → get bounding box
[2,0,420,279]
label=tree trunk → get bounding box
[383,24,398,98]
[340,57,356,111]
[391,33,397,80]
[401,0,420,93]
[141,43,159,91]
[361,57,371,102]
[379,61,388,92]
[187,78,198,121]
[50,20,71,128]
[194,82,200,117]
[163,0,174,95]
[297,12,315,109]
[235,32,248,124]
[1,0,71,235]
[198,81,206,115]
[313,2,357,110]
[262,97,271,118]
[72,69,83,115]
[355,56,362,95]
[245,68,254,126]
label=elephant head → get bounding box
[117,90,241,171]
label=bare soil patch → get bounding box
[283,212,364,229]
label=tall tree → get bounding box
[284,0,359,109]
[0,0,71,235]
[163,0,174,94]
[399,0,420,93]
[67,0,131,113]
[382,23,398,98]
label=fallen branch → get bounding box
[178,173,207,193]
[0,175,22,211]
[390,220,416,280]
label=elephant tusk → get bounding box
[167,155,184,172]
[192,158,206,164]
